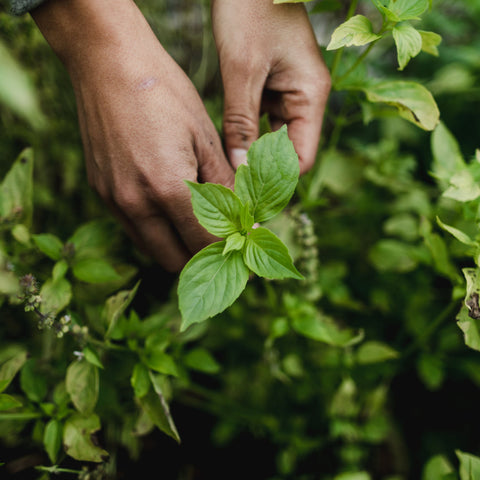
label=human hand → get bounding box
[32,0,235,272]
[211,0,331,174]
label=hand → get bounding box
[211,0,331,174]
[32,0,235,272]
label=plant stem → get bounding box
[335,41,377,85]
[330,0,359,81]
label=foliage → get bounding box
[1,0,480,478]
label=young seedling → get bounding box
[178,125,304,331]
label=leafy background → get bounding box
[1,0,480,479]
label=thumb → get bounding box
[221,66,265,169]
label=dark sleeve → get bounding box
[10,0,47,15]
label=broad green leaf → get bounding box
[369,239,419,273]
[0,149,34,226]
[138,387,180,443]
[417,353,444,390]
[422,454,455,480]
[290,306,363,347]
[186,182,244,237]
[333,472,371,480]
[178,241,249,330]
[0,393,22,411]
[431,122,465,184]
[457,268,480,351]
[63,413,108,462]
[355,341,399,364]
[234,126,299,223]
[183,348,221,374]
[68,219,118,261]
[443,170,480,202]
[0,270,20,296]
[44,419,62,463]
[0,42,45,128]
[83,347,104,369]
[11,224,30,245]
[131,363,151,398]
[456,450,480,480]
[376,0,428,22]
[436,217,478,248]
[223,232,246,255]
[0,349,28,393]
[66,360,99,414]
[103,280,140,337]
[419,30,442,56]
[72,258,121,284]
[243,227,303,280]
[311,0,342,13]
[39,277,72,316]
[32,234,64,261]
[20,359,47,402]
[327,15,381,50]
[240,202,255,231]
[144,351,179,377]
[363,81,439,131]
[393,23,422,70]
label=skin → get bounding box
[30,0,330,272]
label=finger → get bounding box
[104,194,191,272]
[264,82,330,174]
[220,59,266,169]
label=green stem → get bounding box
[335,40,377,85]
[330,0,360,81]
[36,466,82,474]
[402,300,460,359]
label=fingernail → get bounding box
[230,148,248,170]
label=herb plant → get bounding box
[178,125,303,330]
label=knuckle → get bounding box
[112,187,143,216]
[223,111,258,143]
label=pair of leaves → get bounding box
[178,126,303,331]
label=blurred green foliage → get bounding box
[1,0,480,479]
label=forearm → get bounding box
[30,0,168,81]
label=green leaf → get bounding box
[72,258,122,284]
[186,181,244,237]
[0,149,34,226]
[39,277,72,316]
[63,413,108,462]
[223,232,246,255]
[131,363,151,398]
[103,281,140,337]
[234,125,299,223]
[32,234,64,261]
[288,301,363,347]
[0,349,28,393]
[83,347,104,369]
[0,393,22,411]
[137,387,180,443]
[376,0,429,22]
[456,450,480,480]
[0,43,45,128]
[356,341,399,364]
[422,454,455,480]
[20,359,47,402]
[144,351,179,377]
[66,360,99,414]
[363,81,439,131]
[457,268,480,351]
[183,348,221,374]
[443,170,480,202]
[333,472,371,480]
[243,227,303,280]
[392,23,422,70]
[419,30,442,56]
[68,219,118,261]
[43,419,62,463]
[327,15,381,50]
[436,217,478,248]
[431,122,466,184]
[178,241,250,331]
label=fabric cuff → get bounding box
[10,0,47,15]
